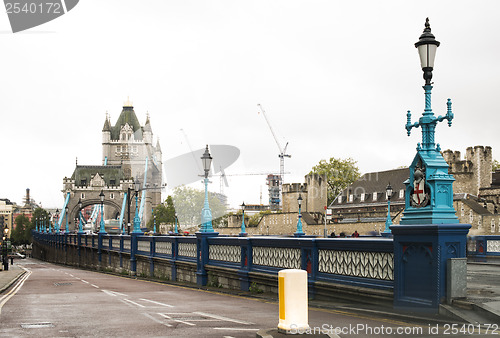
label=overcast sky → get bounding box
[1,1,499,210]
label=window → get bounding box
[80,179,87,186]
[491,219,496,233]
[338,196,342,203]
[461,205,465,217]
[110,179,116,186]
[81,193,85,199]
[349,194,353,202]
[469,210,473,223]
[399,189,404,199]
[360,193,365,202]
[110,193,114,199]
[372,192,378,201]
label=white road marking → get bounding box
[81,280,89,284]
[157,313,195,326]
[91,284,99,288]
[101,290,117,297]
[0,267,31,315]
[139,298,174,307]
[123,299,146,308]
[109,291,128,297]
[194,312,253,325]
[215,328,260,331]
[142,313,172,327]
[69,274,74,277]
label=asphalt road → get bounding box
[1,258,499,337]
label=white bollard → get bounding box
[277,269,309,333]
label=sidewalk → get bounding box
[0,262,25,294]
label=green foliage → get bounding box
[11,215,30,245]
[493,159,500,171]
[310,157,361,205]
[172,186,227,228]
[146,195,176,231]
[249,282,263,294]
[248,210,271,227]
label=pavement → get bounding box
[1,257,499,328]
[0,261,26,294]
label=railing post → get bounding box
[238,238,251,291]
[196,232,218,286]
[130,233,138,276]
[98,233,103,266]
[150,237,155,277]
[171,237,178,281]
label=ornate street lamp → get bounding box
[200,145,214,232]
[35,217,38,232]
[99,190,106,233]
[78,198,84,234]
[132,178,142,233]
[55,209,60,233]
[294,194,305,237]
[415,18,440,86]
[65,206,69,233]
[383,183,393,234]
[153,213,157,234]
[239,202,247,237]
[174,212,178,234]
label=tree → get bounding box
[493,159,500,171]
[310,157,361,205]
[11,215,30,245]
[146,195,176,231]
[172,186,227,228]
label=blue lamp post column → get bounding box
[382,184,393,237]
[294,194,305,237]
[132,179,142,234]
[200,145,214,232]
[48,214,52,233]
[78,198,84,234]
[55,209,60,233]
[174,212,178,234]
[99,190,106,233]
[239,202,247,237]
[35,217,38,232]
[153,214,157,234]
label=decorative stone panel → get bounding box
[487,240,500,253]
[209,245,240,263]
[252,247,301,269]
[178,243,197,258]
[318,250,394,281]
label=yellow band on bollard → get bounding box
[279,276,285,320]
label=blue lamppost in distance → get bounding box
[295,194,305,237]
[65,206,69,233]
[384,184,393,234]
[77,198,84,234]
[132,178,142,234]
[55,209,60,233]
[200,145,214,232]
[35,217,38,232]
[239,202,247,236]
[48,214,52,232]
[99,190,106,233]
[174,212,178,234]
[153,213,157,234]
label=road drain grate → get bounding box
[21,322,54,329]
[54,282,72,286]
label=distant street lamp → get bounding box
[48,213,52,232]
[294,195,305,237]
[55,209,60,233]
[99,190,106,234]
[78,198,84,234]
[153,213,157,234]
[35,217,38,232]
[65,206,69,233]
[239,202,247,237]
[174,212,178,234]
[200,145,214,232]
[132,178,142,234]
[384,183,393,234]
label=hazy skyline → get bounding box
[1,1,499,210]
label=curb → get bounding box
[0,270,27,294]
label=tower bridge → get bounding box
[59,99,163,232]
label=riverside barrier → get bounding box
[32,231,395,303]
[467,235,500,258]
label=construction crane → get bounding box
[257,104,291,208]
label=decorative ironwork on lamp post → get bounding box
[294,194,305,237]
[132,178,142,234]
[174,212,178,234]
[239,202,247,236]
[200,145,214,232]
[384,183,393,234]
[78,198,84,234]
[65,206,69,233]
[99,190,106,233]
